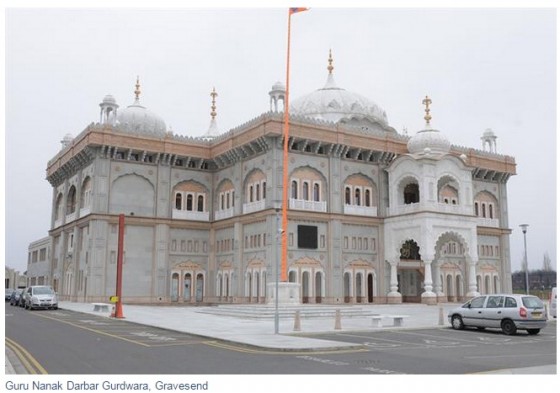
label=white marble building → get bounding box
[40,54,515,305]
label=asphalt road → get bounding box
[5,304,556,374]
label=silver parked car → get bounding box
[22,285,58,310]
[448,294,547,335]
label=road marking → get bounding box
[203,340,368,355]
[464,353,556,359]
[5,337,48,374]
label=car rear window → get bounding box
[34,287,54,295]
[522,296,544,308]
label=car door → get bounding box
[481,295,505,328]
[462,295,487,327]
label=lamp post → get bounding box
[520,224,529,295]
[274,202,282,334]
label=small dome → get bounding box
[483,128,496,137]
[116,100,167,137]
[271,81,286,92]
[407,127,451,155]
[102,95,117,105]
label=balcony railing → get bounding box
[79,207,91,217]
[243,199,266,214]
[289,198,327,213]
[388,202,472,216]
[172,209,210,221]
[477,217,500,228]
[344,204,378,217]
[65,211,77,223]
[215,207,234,220]
[53,218,63,228]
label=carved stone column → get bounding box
[387,261,402,304]
[467,259,480,297]
[421,258,437,304]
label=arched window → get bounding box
[291,181,298,199]
[80,177,92,209]
[404,183,419,204]
[175,193,182,210]
[249,185,254,202]
[313,183,320,202]
[66,186,77,214]
[345,187,351,204]
[220,194,225,210]
[303,182,309,200]
[197,195,204,212]
[482,203,486,218]
[186,194,193,211]
[355,188,361,206]
[365,189,371,207]
[489,204,493,219]
[55,194,63,220]
[262,181,266,199]
[255,184,260,201]
[475,202,479,216]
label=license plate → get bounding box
[532,312,542,318]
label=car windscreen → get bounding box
[522,296,544,309]
[34,287,54,295]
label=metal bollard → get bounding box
[293,310,301,332]
[438,305,444,326]
[334,309,342,330]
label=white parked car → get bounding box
[448,294,547,335]
[550,287,557,318]
[23,285,58,310]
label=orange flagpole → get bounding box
[281,7,308,282]
[281,11,292,282]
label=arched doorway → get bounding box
[171,273,179,302]
[315,271,322,303]
[302,271,310,303]
[367,273,374,303]
[343,272,351,303]
[196,273,204,302]
[184,273,192,301]
[356,273,363,303]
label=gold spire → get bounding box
[422,95,432,126]
[134,76,141,101]
[210,87,218,120]
[327,49,334,74]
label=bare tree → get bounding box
[542,252,552,271]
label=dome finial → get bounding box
[327,49,334,74]
[422,95,432,126]
[210,87,218,120]
[134,76,141,101]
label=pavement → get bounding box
[5,301,557,374]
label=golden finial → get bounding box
[327,49,334,74]
[210,87,218,120]
[422,95,432,126]
[134,76,141,101]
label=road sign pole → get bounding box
[113,214,125,318]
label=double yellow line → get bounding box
[5,337,48,374]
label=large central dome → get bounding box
[115,78,167,137]
[290,51,389,128]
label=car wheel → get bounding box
[501,319,517,335]
[527,329,540,335]
[451,315,464,330]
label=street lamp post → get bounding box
[520,224,529,295]
[274,203,281,334]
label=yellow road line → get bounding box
[32,313,151,347]
[5,337,48,374]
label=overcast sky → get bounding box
[4,6,556,276]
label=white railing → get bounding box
[477,217,500,228]
[215,207,234,220]
[388,202,472,216]
[243,199,266,214]
[79,207,91,217]
[344,204,377,217]
[53,218,63,228]
[172,209,210,221]
[289,198,327,212]
[65,211,77,223]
